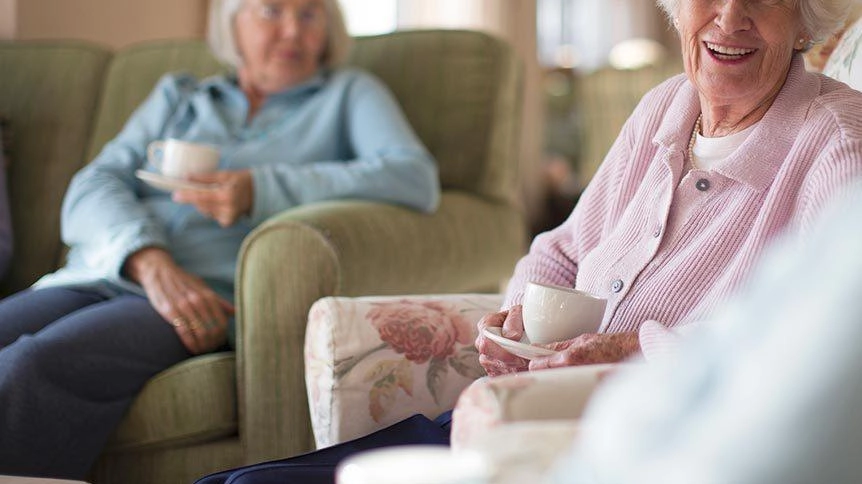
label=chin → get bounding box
[264,72,312,91]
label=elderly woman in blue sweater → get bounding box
[0,0,438,479]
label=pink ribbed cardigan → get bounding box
[504,56,862,348]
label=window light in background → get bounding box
[537,0,667,71]
[608,37,666,69]
[339,0,397,36]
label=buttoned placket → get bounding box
[597,150,678,330]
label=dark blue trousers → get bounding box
[195,411,454,484]
[0,287,191,479]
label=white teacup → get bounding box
[521,281,607,344]
[336,446,489,484]
[147,138,219,179]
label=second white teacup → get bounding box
[336,446,489,484]
[147,138,219,179]
[522,281,607,344]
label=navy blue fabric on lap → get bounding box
[196,411,453,484]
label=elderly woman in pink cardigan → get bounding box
[478,0,862,375]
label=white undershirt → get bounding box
[691,123,757,171]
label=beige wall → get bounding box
[3,0,208,49]
[0,0,16,39]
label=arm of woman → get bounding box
[794,138,862,236]
[60,74,193,278]
[500,93,651,308]
[62,75,236,351]
[241,71,441,226]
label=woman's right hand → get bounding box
[123,247,235,354]
[474,305,530,376]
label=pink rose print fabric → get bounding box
[368,300,474,363]
[305,294,502,448]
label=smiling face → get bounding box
[234,0,329,95]
[678,0,806,117]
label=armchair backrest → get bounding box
[87,29,524,204]
[0,42,111,294]
[348,30,523,204]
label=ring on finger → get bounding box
[188,320,203,331]
[170,317,187,328]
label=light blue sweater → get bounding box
[36,68,439,300]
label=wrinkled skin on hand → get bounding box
[475,306,529,376]
[528,331,640,371]
[475,304,640,376]
[173,169,254,227]
[124,247,235,354]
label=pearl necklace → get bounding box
[688,113,702,169]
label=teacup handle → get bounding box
[147,140,165,170]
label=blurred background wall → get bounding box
[0,0,208,48]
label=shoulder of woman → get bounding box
[324,67,393,99]
[639,73,690,106]
[808,78,862,138]
[620,72,691,128]
[325,67,383,87]
[150,72,229,103]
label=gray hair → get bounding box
[207,0,353,69]
[655,0,854,44]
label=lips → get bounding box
[704,41,757,60]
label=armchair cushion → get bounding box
[103,353,237,452]
[450,364,619,450]
[305,294,502,449]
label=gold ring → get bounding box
[190,320,206,331]
[170,317,186,328]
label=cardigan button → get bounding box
[696,178,711,191]
[611,279,625,293]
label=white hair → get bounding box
[207,0,353,69]
[656,0,854,44]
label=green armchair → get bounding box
[0,29,526,484]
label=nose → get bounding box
[714,0,752,33]
[277,10,301,39]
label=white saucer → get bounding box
[482,327,556,360]
[135,170,219,192]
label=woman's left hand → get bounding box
[173,169,254,227]
[528,331,640,371]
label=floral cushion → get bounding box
[823,16,862,90]
[304,293,502,449]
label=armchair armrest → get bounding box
[305,293,503,449]
[451,364,621,450]
[235,192,524,462]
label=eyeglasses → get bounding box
[244,1,326,27]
